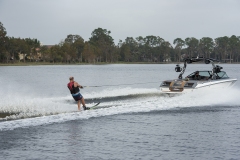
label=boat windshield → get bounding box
[186,71,229,80]
[186,71,211,80]
[216,71,229,79]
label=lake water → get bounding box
[1,64,240,159]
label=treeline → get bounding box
[1,21,240,64]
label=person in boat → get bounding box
[192,71,201,80]
[67,76,89,111]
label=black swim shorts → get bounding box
[72,92,83,101]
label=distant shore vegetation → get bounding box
[1,21,240,65]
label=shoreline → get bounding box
[0,62,173,66]
[1,61,239,66]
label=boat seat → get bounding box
[169,80,186,92]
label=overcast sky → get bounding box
[0,0,240,45]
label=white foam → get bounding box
[1,87,240,131]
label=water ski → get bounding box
[89,102,101,110]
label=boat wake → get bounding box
[0,87,240,131]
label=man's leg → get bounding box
[81,97,90,110]
[77,100,81,110]
[81,97,86,107]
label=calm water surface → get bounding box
[1,64,240,160]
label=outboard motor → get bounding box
[175,64,182,72]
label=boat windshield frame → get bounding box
[186,71,229,80]
[216,71,229,79]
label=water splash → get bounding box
[1,87,240,131]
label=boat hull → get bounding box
[160,78,237,93]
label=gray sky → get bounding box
[0,0,240,45]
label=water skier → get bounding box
[67,76,89,111]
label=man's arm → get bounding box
[74,82,83,88]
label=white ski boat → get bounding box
[160,57,237,93]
